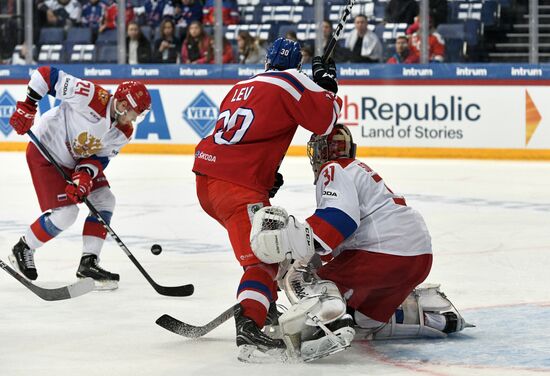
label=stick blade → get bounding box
[156,314,207,338]
[30,277,95,301]
[154,283,195,297]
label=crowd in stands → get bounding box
[2,0,505,65]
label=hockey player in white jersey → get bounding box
[8,66,151,289]
[250,124,472,361]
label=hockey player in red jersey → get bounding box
[9,66,151,290]
[192,37,342,360]
[250,125,473,360]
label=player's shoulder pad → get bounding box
[115,122,134,139]
[88,84,111,118]
[283,69,326,93]
[320,158,356,172]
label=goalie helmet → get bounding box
[307,124,357,183]
[265,37,302,71]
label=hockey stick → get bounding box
[1,258,94,301]
[156,304,238,338]
[322,0,356,62]
[26,130,194,297]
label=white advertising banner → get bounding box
[1,83,548,151]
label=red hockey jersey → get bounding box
[193,69,342,193]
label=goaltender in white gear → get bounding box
[250,206,355,362]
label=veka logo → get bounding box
[183,91,218,138]
[0,91,16,137]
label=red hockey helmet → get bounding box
[307,124,357,183]
[114,81,151,115]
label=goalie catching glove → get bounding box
[250,206,315,264]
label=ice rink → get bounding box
[1,152,549,376]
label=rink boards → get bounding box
[1,64,550,159]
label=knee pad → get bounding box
[49,205,79,230]
[88,187,116,212]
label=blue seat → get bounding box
[481,0,498,26]
[37,44,64,63]
[65,27,92,43]
[437,23,466,40]
[39,28,64,44]
[68,44,96,62]
[96,44,118,63]
[140,25,153,42]
[437,23,466,62]
[464,19,481,45]
[96,29,118,45]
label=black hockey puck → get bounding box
[151,244,162,255]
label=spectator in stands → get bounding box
[81,0,104,41]
[173,0,203,31]
[222,36,235,63]
[301,44,313,64]
[429,0,448,28]
[98,0,117,33]
[37,0,82,28]
[406,16,445,62]
[236,31,266,64]
[126,20,152,64]
[153,18,180,63]
[344,14,382,63]
[386,35,419,64]
[203,0,239,25]
[385,0,418,25]
[285,30,298,42]
[181,20,212,64]
[322,19,348,63]
[133,0,172,28]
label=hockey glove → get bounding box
[10,99,37,135]
[65,170,93,204]
[268,172,284,198]
[312,56,338,94]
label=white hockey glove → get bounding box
[250,206,315,264]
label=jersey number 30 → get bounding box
[213,108,255,145]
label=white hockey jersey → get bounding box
[29,66,133,177]
[306,158,432,257]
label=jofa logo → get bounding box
[0,91,16,137]
[183,91,219,138]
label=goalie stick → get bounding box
[322,0,356,62]
[1,258,94,301]
[156,304,238,338]
[27,131,194,297]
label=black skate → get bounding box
[9,237,37,280]
[235,304,286,363]
[264,302,284,339]
[76,254,119,291]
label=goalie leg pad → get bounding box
[354,283,473,340]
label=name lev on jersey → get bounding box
[193,68,343,194]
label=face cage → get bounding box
[307,135,329,184]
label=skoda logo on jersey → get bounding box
[183,91,218,138]
[0,91,16,137]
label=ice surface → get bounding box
[1,152,549,376]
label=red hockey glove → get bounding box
[65,170,93,204]
[10,100,37,135]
